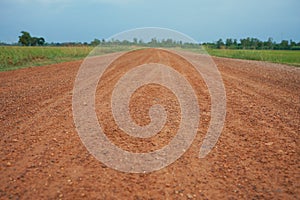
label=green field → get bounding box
[0,46,135,71]
[1,46,299,71]
[203,48,300,67]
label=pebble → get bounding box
[278,150,284,154]
[265,142,273,146]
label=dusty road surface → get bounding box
[1,48,299,199]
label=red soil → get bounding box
[0,49,299,199]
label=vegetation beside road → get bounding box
[1,45,300,71]
[0,46,134,71]
[203,48,300,67]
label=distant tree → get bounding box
[250,38,260,49]
[18,31,32,46]
[150,38,158,46]
[90,38,101,46]
[29,37,45,46]
[290,40,296,47]
[202,36,299,50]
[240,37,251,49]
[138,39,143,45]
[266,37,274,50]
[233,39,238,47]
[257,40,264,49]
[18,31,45,46]
[225,38,233,48]
[216,39,224,49]
[37,37,45,46]
[279,40,289,50]
[31,37,39,46]
[0,41,11,46]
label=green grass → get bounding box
[203,48,300,67]
[1,46,300,71]
[0,46,135,71]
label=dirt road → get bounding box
[1,49,299,199]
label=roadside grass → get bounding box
[1,46,299,71]
[202,48,300,67]
[0,46,135,71]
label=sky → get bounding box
[1,0,299,43]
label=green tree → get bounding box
[225,38,233,48]
[266,37,274,49]
[18,31,32,46]
[280,40,289,50]
[216,39,224,49]
[290,40,296,47]
[29,37,45,46]
[37,37,45,46]
[233,39,238,48]
[240,37,251,49]
[150,38,158,46]
[250,38,259,49]
[18,31,45,46]
[31,37,38,46]
[90,38,100,46]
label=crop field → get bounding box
[0,46,135,71]
[204,48,300,67]
[1,46,300,71]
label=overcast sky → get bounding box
[1,0,299,43]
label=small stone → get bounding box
[6,162,11,166]
[265,142,273,146]
[187,193,193,199]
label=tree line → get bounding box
[14,31,200,48]
[58,37,300,50]
[203,37,300,50]
[88,38,200,48]
[1,31,300,50]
